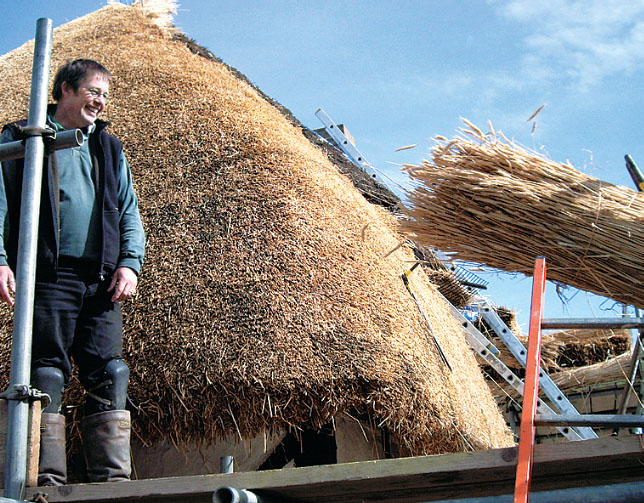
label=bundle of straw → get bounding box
[553,328,631,369]
[413,245,474,308]
[482,328,629,374]
[492,351,635,399]
[402,120,644,308]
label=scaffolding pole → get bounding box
[3,17,53,500]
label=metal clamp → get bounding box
[0,384,51,408]
[16,124,56,141]
[213,487,279,503]
[29,492,49,503]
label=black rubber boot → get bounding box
[81,410,132,482]
[38,413,67,486]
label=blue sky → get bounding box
[2,1,643,330]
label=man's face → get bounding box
[56,72,109,129]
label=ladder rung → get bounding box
[541,318,644,330]
[535,413,644,428]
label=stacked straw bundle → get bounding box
[402,120,644,308]
[484,328,630,375]
[413,246,474,308]
[492,351,635,399]
[0,3,512,457]
[553,328,631,369]
[550,352,634,393]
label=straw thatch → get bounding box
[549,352,635,392]
[0,2,512,458]
[553,329,631,369]
[412,246,474,308]
[402,120,644,308]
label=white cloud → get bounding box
[493,0,644,90]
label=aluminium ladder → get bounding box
[315,108,389,187]
[402,262,585,441]
[431,258,595,441]
[471,296,598,441]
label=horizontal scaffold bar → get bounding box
[541,318,644,330]
[0,129,83,162]
[535,413,644,428]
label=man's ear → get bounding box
[60,81,74,97]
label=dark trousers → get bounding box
[32,261,123,391]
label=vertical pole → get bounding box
[613,308,644,435]
[514,257,547,503]
[220,456,234,474]
[4,18,53,500]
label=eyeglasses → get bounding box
[82,87,110,101]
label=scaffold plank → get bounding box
[26,435,644,503]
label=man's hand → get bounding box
[0,265,16,306]
[107,267,138,303]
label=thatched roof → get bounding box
[402,120,644,309]
[0,3,512,456]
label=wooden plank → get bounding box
[26,435,644,503]
[0,399,41,488]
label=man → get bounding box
[0,59,145,485]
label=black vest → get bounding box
[1,118,122,279]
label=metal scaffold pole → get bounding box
[3,17,53,500]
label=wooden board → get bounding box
[26,435,644,503]
[0,398,41,488]
[335,415,387,463]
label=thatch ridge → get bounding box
[0,5,512,458]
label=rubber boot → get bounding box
[38,413,67,486]
[81,410,132,482]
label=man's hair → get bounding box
[52,59,112,101]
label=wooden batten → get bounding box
[0,398,41,487]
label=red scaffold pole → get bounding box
[514,256,547,503]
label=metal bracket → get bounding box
[213,487,280,503]
[315,108,388,187]
[0,384,51,408]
